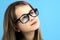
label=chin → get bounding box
[31,25,40,31]
[34,25,40,31]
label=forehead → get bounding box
[15,5,32,18]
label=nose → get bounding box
[29,15,34,22]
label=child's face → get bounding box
[15,5,40,32]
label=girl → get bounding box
[2,1,42,40]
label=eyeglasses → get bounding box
[15,8,39,24]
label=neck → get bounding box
[23,31,35,40]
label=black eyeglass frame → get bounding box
[15,8,39,24]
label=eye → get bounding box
[22,15,28,20]
[30,11,34,14]
[20,15,28,23]
[30,10,37,17]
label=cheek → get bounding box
[17,22,31,32]
[37,18,40,26]
[37,17,40,22]
[36,17,40,23]
[37,17,40,26]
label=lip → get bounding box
[31,21,37,26]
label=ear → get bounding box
[17,30,20,32]
[15,27,21,32]
[10,19,21,32]
[12,25,20,32]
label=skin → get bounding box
[15,5,40,40]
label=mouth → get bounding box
[31,21,37,26]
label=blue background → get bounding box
[0,0,60,40]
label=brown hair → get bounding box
[2,1,42,40]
